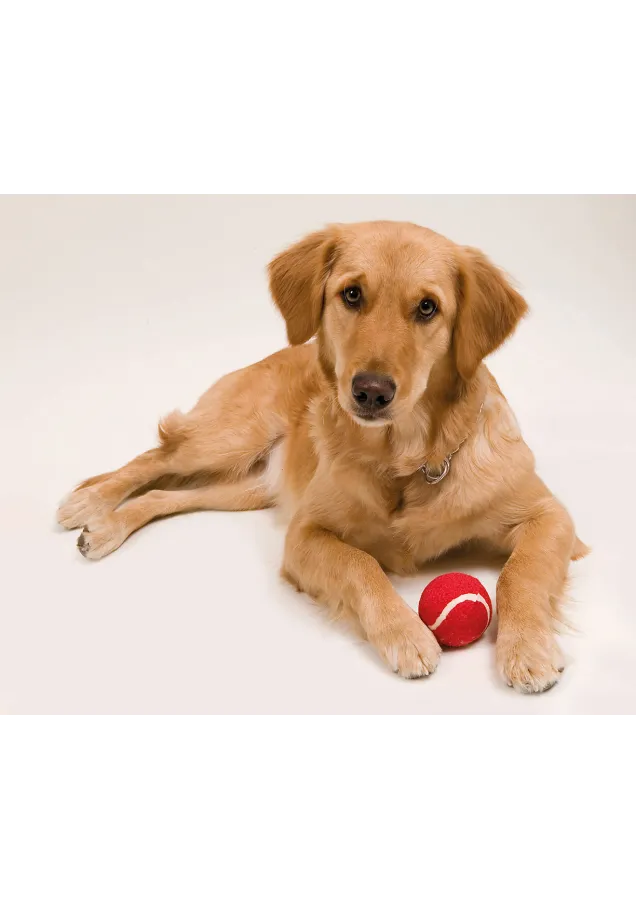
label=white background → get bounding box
[1,194,634,714]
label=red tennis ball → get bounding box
[418,572,492,647]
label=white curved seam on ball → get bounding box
[427,592,491,631]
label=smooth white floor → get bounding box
[1,195,634,714]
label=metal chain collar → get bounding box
[420,401,485,485]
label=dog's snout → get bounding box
[351,372,396,412]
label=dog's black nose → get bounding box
[351,372,396,412]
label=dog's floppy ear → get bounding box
[268,227,340,345]
[453,246,528,381]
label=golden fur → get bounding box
[57,221,587,693]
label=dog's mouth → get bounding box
[347,407,394,427]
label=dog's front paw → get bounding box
[370,609,441,679]
[497,628,564,694]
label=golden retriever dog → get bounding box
[57,221,587,693]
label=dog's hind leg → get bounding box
[76,473,275,560]
[57,348,301,531]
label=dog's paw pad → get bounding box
[75,520,126,560]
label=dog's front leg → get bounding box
[496,500,576,693]
[284,518,440,679]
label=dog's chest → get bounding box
[329,462,467,571]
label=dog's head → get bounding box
[269,221,527,426]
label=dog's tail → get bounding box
[157,409,190,454]
[571,536,591,561]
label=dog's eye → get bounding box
[417,298,438,321]
[342,286,362,308]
